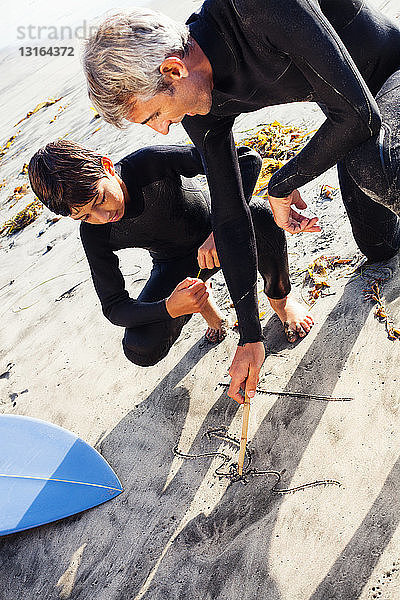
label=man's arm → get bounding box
[183,114,265,401]
[183,113,262,346]
[257,0,382,198]
[197,146,263,268]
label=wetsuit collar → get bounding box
[115,161,145,219]
[186,6,237,89]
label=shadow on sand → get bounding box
[0,258,399,600]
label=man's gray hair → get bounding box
[83,9,191,128]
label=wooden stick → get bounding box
[238,392,251,475]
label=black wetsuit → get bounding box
[183,0,400,345]
[80,145,289,366]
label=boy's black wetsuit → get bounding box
[80,145,289,366]
[183,0,400,346]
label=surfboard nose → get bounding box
[0,415,123,536]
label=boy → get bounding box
[28,141,313,367]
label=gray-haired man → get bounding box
[83,0,400,402]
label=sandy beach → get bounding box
[1,0,400,598]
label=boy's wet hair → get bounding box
[28,140,106,216]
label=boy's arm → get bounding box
[80,223,171,328]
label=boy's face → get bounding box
[70,157,126,224]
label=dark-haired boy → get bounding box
[29,141,313,368]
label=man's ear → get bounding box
[101,156,115,176]
[159,57,188,82]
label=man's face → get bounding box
[127,68,213,135]
[70,159,126,225]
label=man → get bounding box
[28,140,313,367]
[83,0,400,401]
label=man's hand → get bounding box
[268,189,321,235]
[165,277,209,318]
[197,232,220,269]
[228,341,265,404]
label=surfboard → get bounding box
[0,414,123,536]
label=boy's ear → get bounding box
[101,156,115,176]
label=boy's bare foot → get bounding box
[268,294,314,342]
[200,285,228,344]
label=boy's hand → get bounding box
[165,278,209,318]
[197,232,220,269]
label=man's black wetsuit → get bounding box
[80,145,289,366]
[183,0,400,346]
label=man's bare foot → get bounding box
[200,285,228,343]
[268,294,314,342]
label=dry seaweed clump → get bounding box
[319,184,338,200]
[364,281,400,341]
[239,121,315,194]
[49,103,69,124]
[0,200,43,236]
[304,255,354,304]
[0,132,20,160]
[90,108,101,120]
[14,97,62,126]
[7,184,30,208]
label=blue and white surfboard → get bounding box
[0,415,123,536]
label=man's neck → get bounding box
[186,37,214,91]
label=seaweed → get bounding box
[7,183,30,208]
[303,255,354,304]
[364,280,400,341]
[49,103,69,124]
[14,97,63,126]
[0,132,20,160]
[238,121,316,195]
[19,163,29,176]
[90,108,101,120]
[0,200,43,236]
